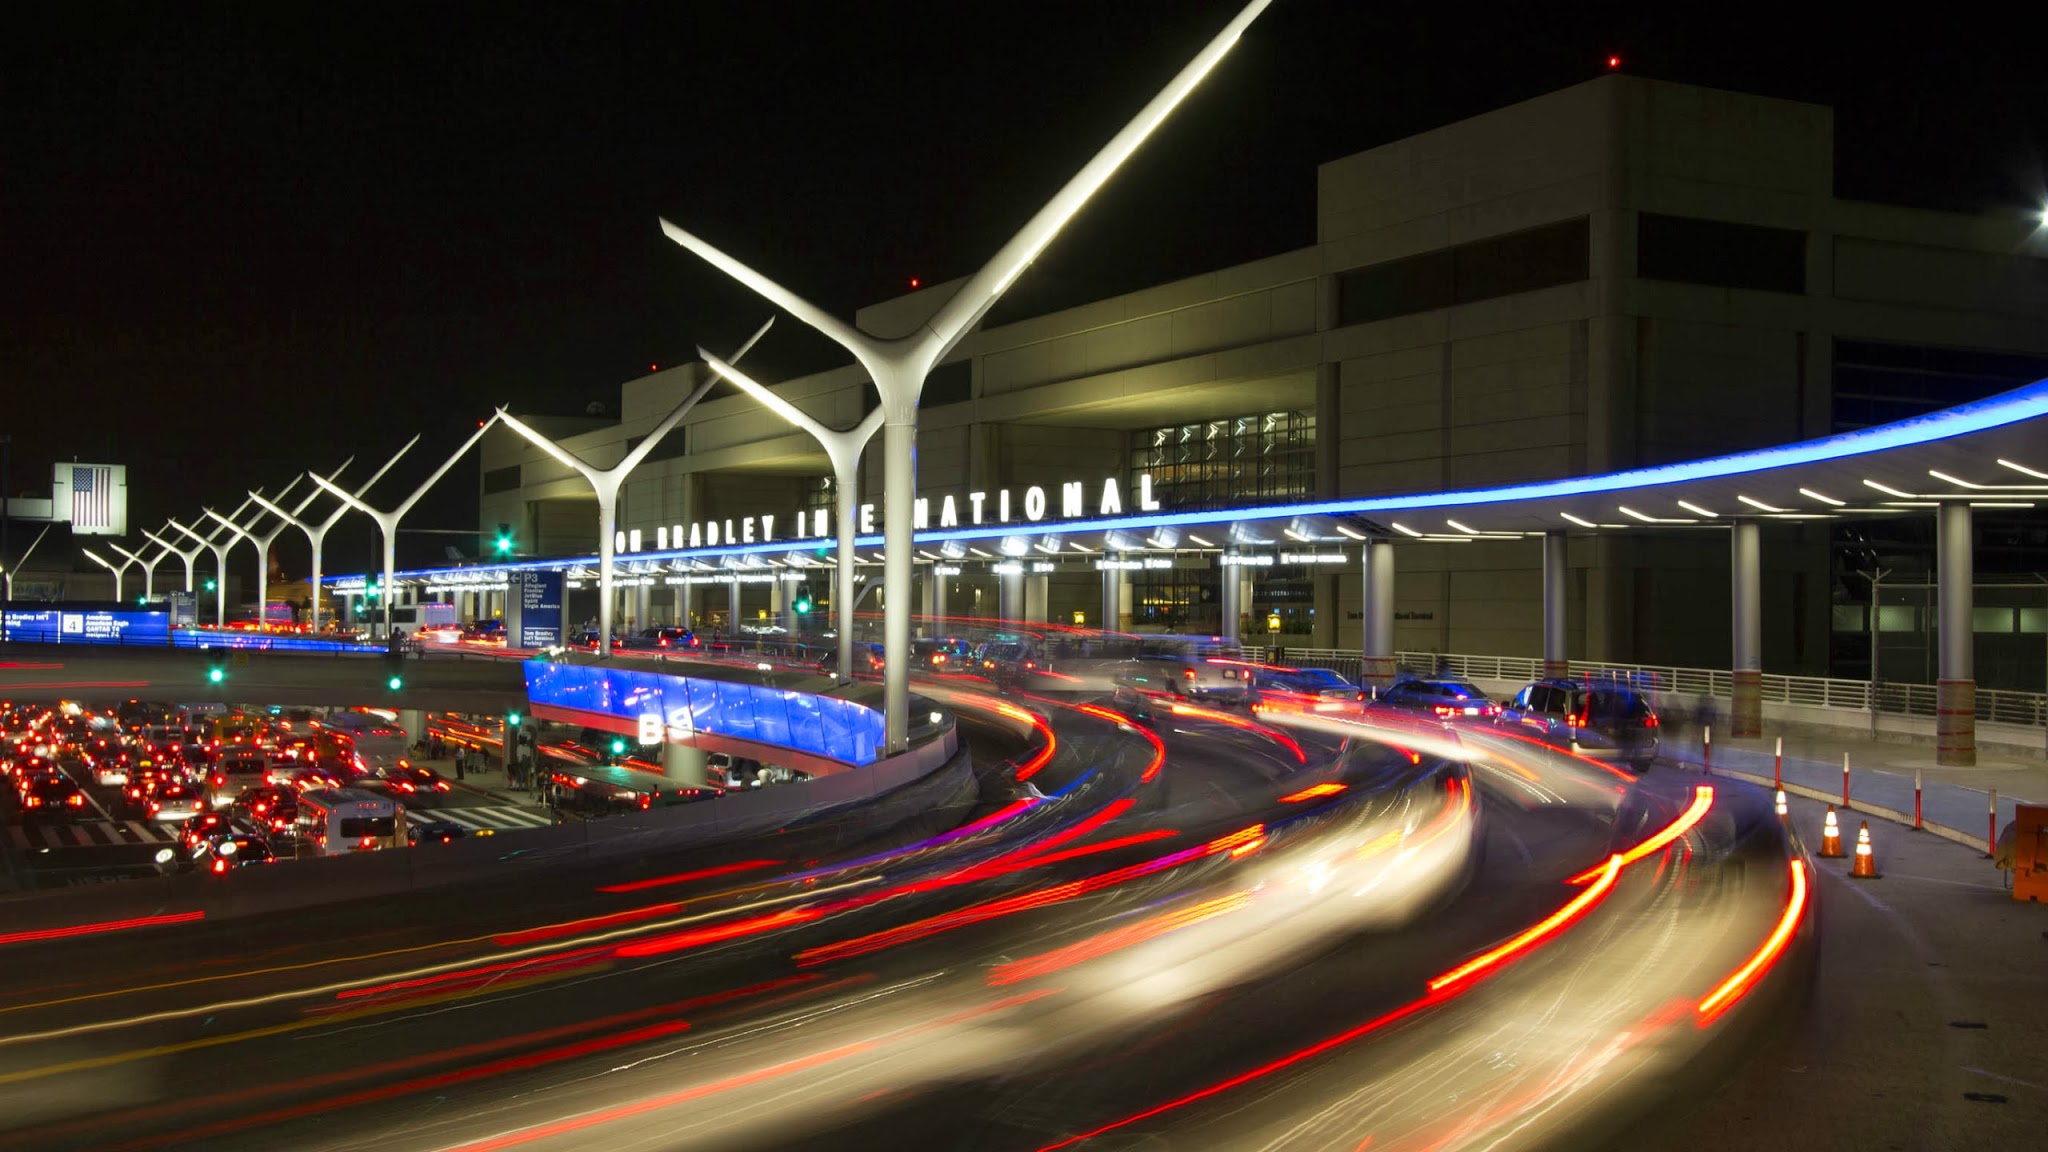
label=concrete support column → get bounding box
[1218,555,1242,645]
[999,567,1024,623]
[1937,501,1976,766]
[396,709,424,749]
[661,739,708,788]
[1730,520,1763,738]
[1361,538,1396,688]
[1542,530,1570,678]
[1025,574,1048,624]
[633,584,650,634]
[1101,566,1124,634]
[727,577,740,635]
[922,566,939,629]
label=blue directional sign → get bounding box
[1,609,169,646]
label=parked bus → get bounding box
[294,788,403,854]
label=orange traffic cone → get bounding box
[1774,789,1788,818]
[1819,806,1844,858]
[1851,821,1879,879]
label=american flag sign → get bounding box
[71,465,114,530]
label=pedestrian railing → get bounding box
[1242,645,2048,727]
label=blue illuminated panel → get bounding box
[522,661,884,767]
[3,609,169,645]
[174,629,380,653]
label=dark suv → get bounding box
[1495,678,1659,769]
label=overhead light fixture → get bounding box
[1187,533,1216,547]
[1998,459,2048,480]
[1560,512,1598,528]
[1283,528,1311,542]
[1618,505,1683,524]
[1927,470,1982,490]
[1970,501,2035,509]
[1736,495,1787,513]
[969,547,992,558]
[1445,519,1480,535]
[1333,525,1366,540]
[1797,488,1845,507]
[1390,522,1423,538]
[1676,500,1718,518]
[1862,479,1915,499]
[1071,542,1095,552]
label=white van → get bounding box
[295,788,404,854]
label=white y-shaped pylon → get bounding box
[106,538,175,602]
[698,351,882,683]
[169,490,277,624]
[143,525,202,596]
[495,319,773,658]
[312,418,502,638]
[660,0,1271,750]
[80,546,137,604]
[250,442,417,634]
[204,462,346,631]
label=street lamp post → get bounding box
[204,469,339,632]
[250,441,418,635]
[310,419,501,640]
[80,547,136,603]
[697,353,881,683]
[660,0,1271,751]
[494,320,772,659]
[168,491,273,626]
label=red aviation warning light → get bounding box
[1607,55,1621,69]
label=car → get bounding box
[407,820,469,845]
[193,834,275,872]
[144,779,207,822]
[179,810,235,850]
[911,637,973,670]
[18,773,88,822]
[569,630,630,651]
[816,643,885,675]
[638,626,697,650]
[208,753,271,806]
[1118,653,1249,702]
[1247,666,1366,712]
[88,751,131,787]
[1496,678,1661,769]
[460,619,506,644]
[971,640,1041,683]
[377,761,451,796]
[1373,677,1500,719]
[231,785,301,834]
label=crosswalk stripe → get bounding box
[2,820,181,850]
[3,827,27,852]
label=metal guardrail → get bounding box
[1242,645,2048,727]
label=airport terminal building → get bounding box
[470,74,2048,690]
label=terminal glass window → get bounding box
[1125,411,1317,635]
[1336,217,1589,327]
[1637,213,1806,294]
[1128,410,1315,512]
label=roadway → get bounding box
[0,697,1809,1151]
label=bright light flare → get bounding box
[1568,785,1713,883]
[1698,858,1808,1023]
[1429,854,1621,992]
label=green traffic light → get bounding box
[387,675,403,691]
[496,536,513,554]
[507,712,522,727]
[610,738,626,755]
[208,667,225,684]
[204,579,217,592]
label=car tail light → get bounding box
[434,781,450,792]
[1183,669,1197,681]
[1646,714,1660,728]
[1433,705,1457,717]
[212,858,228,874]
[68,793,83,807]
[24,796,39,807]
[149,802,161,812]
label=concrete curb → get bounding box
[1673,760,1991,855]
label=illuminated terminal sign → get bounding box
[620,473,1162,555]
[3,609,169,646]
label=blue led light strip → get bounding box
[333,376,2048,583]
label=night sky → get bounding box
[5,1,2043,576]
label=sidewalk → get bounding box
[407,751,541,809]
[1664,732,2047,852]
